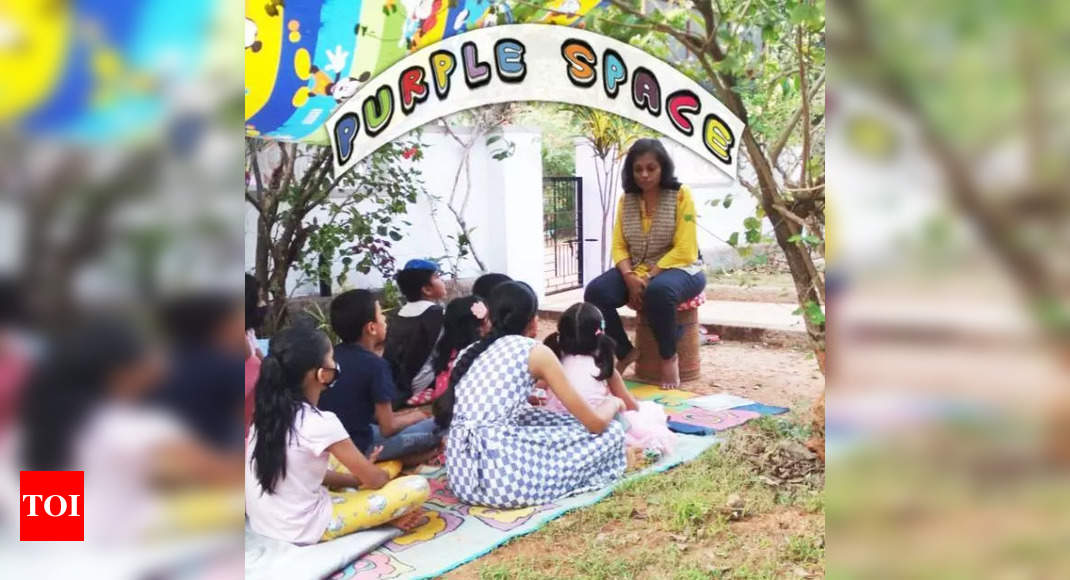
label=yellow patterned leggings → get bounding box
[320,458,430,542]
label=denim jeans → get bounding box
[367,417,440,461]
[584,267,706,359]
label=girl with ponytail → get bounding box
[543,303,675,456]
[442,282,629,508]
[246,324,429,545]
[407,295,488,407]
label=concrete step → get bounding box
[539,288,811,348]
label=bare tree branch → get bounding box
[772,203,809,229]
[797,27,812,187]
[770,71,825,166]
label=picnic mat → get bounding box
[625,381,789,436]
[326,387,787,580]
[247,524,401,580]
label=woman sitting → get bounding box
[584,138,706,389]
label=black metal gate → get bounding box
[543,177,583,294]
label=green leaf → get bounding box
[745,229,762,244]
[788,234,803,243]
[794,301,826,327]
[726,232,739,247]
[789,3,821,27]
[722,195,734,209]
[743,216,761,230]
[486,135,502,145]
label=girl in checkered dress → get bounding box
[434,282,627,508]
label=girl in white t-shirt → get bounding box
[246,324,429,545]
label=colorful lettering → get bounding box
[334,112,360,166]
[603,49,627,98]
[667,90,701,136]
[461,42,492,89]
[561,39,597,87]
[362,86,394,137]
[632,67,661,116]
[429,51,456,100]
[495,39,526,82]
[399,66,429,114]
[703,114,735,163]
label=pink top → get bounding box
[245,404,350,544]
[245,330,263,435]
[544,355,610,413]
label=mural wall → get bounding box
[244,0,601,142]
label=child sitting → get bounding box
[247,324,429,545]
[407,296,490,406]
[319,290,442,466]
[471,272,512,301]
[543,302,675,457]
[383,259,447,406]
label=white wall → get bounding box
[575,137,764,277]
[245,125,546,300]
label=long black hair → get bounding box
[21,317,151,470]
[432,281,537,429]
[246,274,265,331]
[621,138,682,194]
[251,324,331,495]
[432,296,486,374]
[543,302,616,382]
[471,273,512,301]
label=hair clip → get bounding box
[470,301,488,320]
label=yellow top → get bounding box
[611,185,699,278]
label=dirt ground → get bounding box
[535,318,824,411]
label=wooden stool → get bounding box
[634,295,704,384]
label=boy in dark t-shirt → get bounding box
[382,259,447,406]
[319,289,440,465]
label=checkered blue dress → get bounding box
[446,335,627,508]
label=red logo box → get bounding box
[20,471,84,541]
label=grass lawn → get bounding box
[445,415,826,580]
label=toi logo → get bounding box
[20,471,84,541]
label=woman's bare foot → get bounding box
[616,348,640,375]
[391,510,425,532]
[660,355,680,390]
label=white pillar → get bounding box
[489,128,545,302]
[574,139,619,287]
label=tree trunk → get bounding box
[742,129,825,349]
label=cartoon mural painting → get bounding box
[244,0,285,132]
[244,0,601,142]
[245,18,261,52]
[8,0,213,140]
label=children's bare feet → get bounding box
[616,348,640,375]
[659,355,680,390]
[391,510,425,532]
